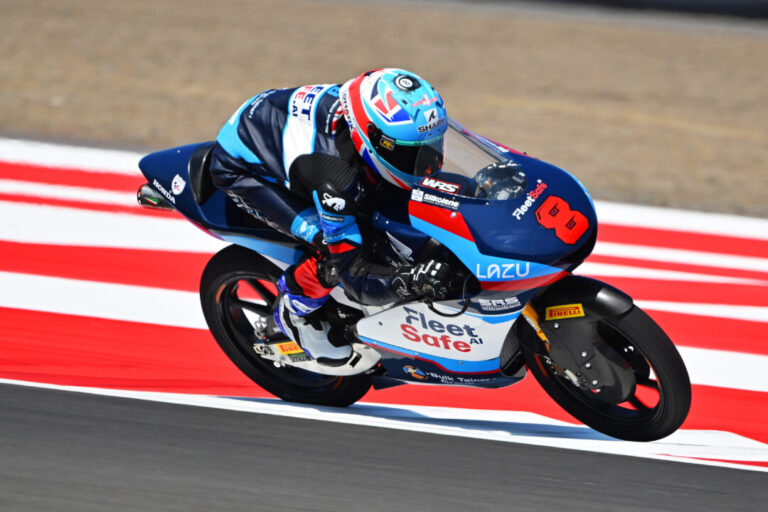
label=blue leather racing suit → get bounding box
[209,84,408,306]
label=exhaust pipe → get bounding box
[137,183,175,211]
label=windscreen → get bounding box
[413,119,528,200]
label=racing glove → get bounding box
[392,260,451,301]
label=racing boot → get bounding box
[272,275,352,363]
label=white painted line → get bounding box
[637,300,768,323]
[0,200,225,253]
[0,271,208,330]
[0,137,141,174]
[4,182,767,276]
[0,179,135,206]
[6,182,768,277]
[1,271,766,392]
[1,378,765,473]
[2,200,764,290]
[595,201,768,241]
[579,262,768,286]
[679,346,768,393]
[593,241,768,273]
[2,136,768,239]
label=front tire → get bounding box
[200,245,371,407]
[521,305,691,441]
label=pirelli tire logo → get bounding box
[544,303,585,321]
[276,341,303,355]
[275,341,310,362]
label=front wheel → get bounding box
[520,305,691,441]
[200,245,371,407]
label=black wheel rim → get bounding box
[214,272,343,393]
[537,319,665,424]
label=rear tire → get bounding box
[200,245,371,407]
[521,305,691,441]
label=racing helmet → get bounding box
[339,68,447,189]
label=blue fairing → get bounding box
[139,123,599,391]
[138,142,302,266]
[459,152,597,267]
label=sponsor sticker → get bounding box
[400,306,484,352]
[413,93,439,107]
[475,262,530,280]
[422,192,459,210]
[290,84,327,122]
[246,89,276,119]
[171,174,186,195]
[321,192,346,212]
[394,74,420,91]
[152,179,176,205]
[411,189,424,202]
[544,303,585,321]
[417,108,446,133]
[421,177,460,194]
[478,297,521,312]
[512,179,548,220]
[403,365,428,380]
[276,341,304,355]
[379,134,396,151]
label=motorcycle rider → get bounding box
[209,68,451,365]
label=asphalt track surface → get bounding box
[1,138,768,510]
[2,383,765,512]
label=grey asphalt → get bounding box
[0,383,764,511]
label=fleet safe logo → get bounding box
[544,303,585,321]
[400,306,484,352]
[291,84,327,122]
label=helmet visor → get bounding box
[370,124,444,177]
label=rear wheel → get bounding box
[521,305,691,441]
[200,245,371,407]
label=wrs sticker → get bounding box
[544,303,585,321]
[421,177,460,194]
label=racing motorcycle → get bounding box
[137,118,691,441]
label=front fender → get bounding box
[518,275,637,404]
[531,274,633,318]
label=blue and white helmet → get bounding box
[339,68,447,189]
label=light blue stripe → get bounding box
[358,335,501,374]
[217,95,263,164]
[218,234,303,265]
[290,207,321,244]
[409,216,562,282]
[464,310,523,324]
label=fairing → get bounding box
[411,119,597,268]
[138,121,599,387]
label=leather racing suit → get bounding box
[209,83,410,309]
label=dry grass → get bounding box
[1,0,766,216]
